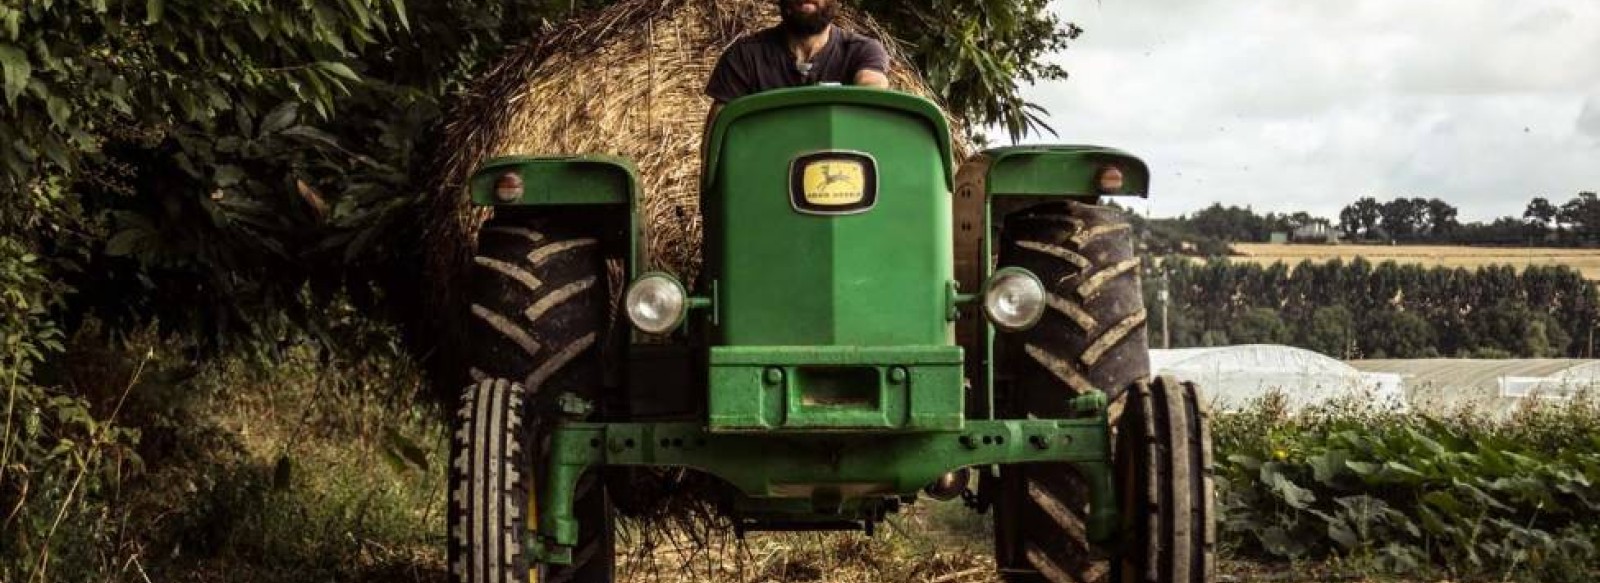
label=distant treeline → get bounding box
[1145,258,1600,359]
[1134,191,1600,254]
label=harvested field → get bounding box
[1230,242,1600,280]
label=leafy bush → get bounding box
[0,340,144,582]
[1215,394,1600,581]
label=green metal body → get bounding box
[707,346,964,431]
[970,145,1151,198]
[469,87,1154,569]
[468,154,644,275]
[701,87,955,348]
[533,403,1113,564]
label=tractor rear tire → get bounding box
[449,221,615,583]
[994,201,1150,583]
[1112,377,1215,583]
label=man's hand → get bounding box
[854,69,889,89]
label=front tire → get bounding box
[1112,377,1216,583]
[449,379,536,583]
[449,220,615,583]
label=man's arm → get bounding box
[853,37,891,88]
[854,69,889,88]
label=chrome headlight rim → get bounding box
[624,272,688,335]
[982,267,1047,332]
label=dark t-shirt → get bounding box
[705,26,890,104]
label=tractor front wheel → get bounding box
[449,379,537,583]
[449,220,615,583]
[1112,376,1216,583]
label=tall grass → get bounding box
[2,325,446,583]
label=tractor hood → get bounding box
[700,87,956,347]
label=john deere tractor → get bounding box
[449,87,1214,583]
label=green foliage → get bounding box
[1,337,145,582]
[1303,305,1355,359]
[3,319,438,582]
[1146,258,1598,358]
[1215,396,1600,581]
[1129,202,1322,253]
[1228,307,1291,345]
[1336,192,1600,246]
[1360,309,1437,359]
[852,0,1077,142]
[0,0,408,186]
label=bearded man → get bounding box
[704,0,891,124]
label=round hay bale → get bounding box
[415,0,968,389]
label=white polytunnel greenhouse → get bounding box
[1150,345,1408,413]
[1348,359,1600,419]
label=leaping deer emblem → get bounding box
[817,165,853,189]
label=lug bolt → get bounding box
[888,367,908,384]
[763,367,784,385]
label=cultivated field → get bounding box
[1231,243,1600,280]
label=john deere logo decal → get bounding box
[803,161,865,205]
[790,151,878,215]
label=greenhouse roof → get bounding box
[1152,344,1360,375]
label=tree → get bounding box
[856,0,1079,142]
[1228,307,1291,345]
[1379,198,1423,240]
[1424,198,1459,238]
[1339,198,1382,239]
[1285,211,1317,230]
[1362,309,1436,358]
[1525,197,1558,228]
[1301,305,1355,358]
[1559,191,1600,244]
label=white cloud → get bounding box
[1020,0,1600,221]
[1580,96,1600,142]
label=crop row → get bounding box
[1213,394,1600,581]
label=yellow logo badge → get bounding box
[802,160,866,206]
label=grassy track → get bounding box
[1230,243,1600,280]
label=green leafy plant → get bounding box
[1215,394,1600,581]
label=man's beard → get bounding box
[779,1,836,36]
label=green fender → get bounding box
[962,145,1151,199]
[468,154,643,275]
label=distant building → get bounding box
[1291,223,1338,244]
[1268,231,1289,244]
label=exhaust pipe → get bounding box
[923,467,971,501]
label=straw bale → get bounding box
[416,0,968,384]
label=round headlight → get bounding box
[625,274,687,335]
[983,268,1046,332]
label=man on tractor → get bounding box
[704,0,890,126]
[450,3,1217,579]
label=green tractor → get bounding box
[448,86,1214,583]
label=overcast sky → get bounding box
[1022,0,1600,222]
